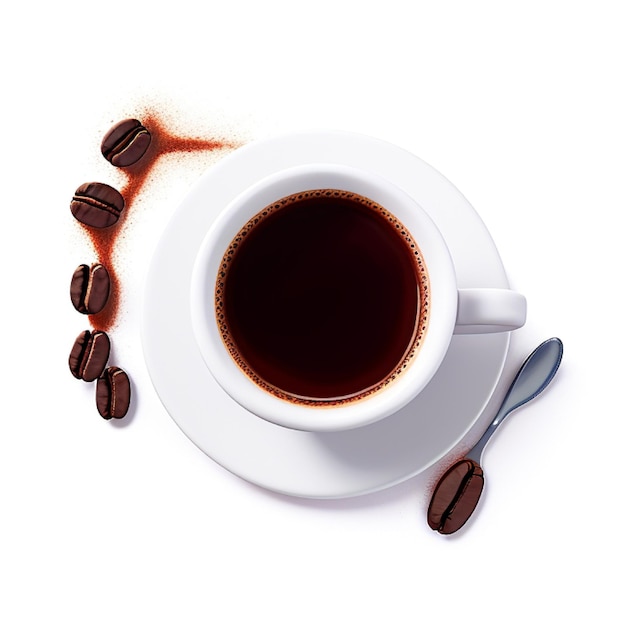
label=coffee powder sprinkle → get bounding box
[83,110,242,330]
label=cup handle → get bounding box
[454,288,527,334]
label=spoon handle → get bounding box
[465,337,563,464]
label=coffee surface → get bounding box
[217,190,429,404]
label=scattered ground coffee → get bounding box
[84,112,240,332]
[69,111,242,421]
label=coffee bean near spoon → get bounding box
[427,337,564,535]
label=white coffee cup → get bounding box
[191,164,526,432]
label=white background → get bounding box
[2,1,623,624]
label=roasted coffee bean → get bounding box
[69,330,111,382]
[70,182,125,228]
[427,459,484,535]
[96,366,131,419]
[101,118,151,167]
[70,263,110,314]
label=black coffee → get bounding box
[216,189,429,405]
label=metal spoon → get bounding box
[427,337,564,534]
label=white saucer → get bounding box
[142,131,510,498]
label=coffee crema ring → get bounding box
[215,188,430,406]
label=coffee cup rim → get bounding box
[190,163,458,432]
